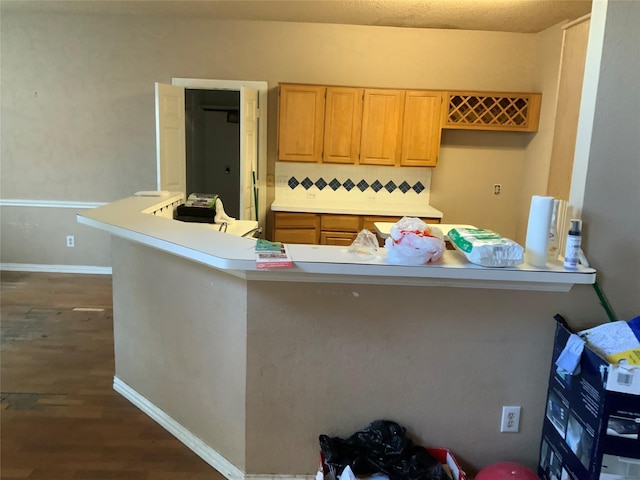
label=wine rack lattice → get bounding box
[444,92,541,132]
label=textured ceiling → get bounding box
[1,0,593,34]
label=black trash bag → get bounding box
[319,420,448,480]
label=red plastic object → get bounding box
[426,448,467,480]
[476,462,540,480]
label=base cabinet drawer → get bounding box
[320,214,362,232]
[362,216,401,233]
[274,229,319,245]
[274,212,320,229]
[320,214,362,246]
[273,212,320,244]
[320,231,358,246]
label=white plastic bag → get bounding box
[448,228,523,267]
[384,217,445,265]
[348,229,379,257]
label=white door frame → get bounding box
[172,78,268,229]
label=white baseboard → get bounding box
[113,377,314,480]
[0,263,112,275]
[113,377,245,480]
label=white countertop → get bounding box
[270,199,443,218]
[77,194,597,292]
[197,220,260,237]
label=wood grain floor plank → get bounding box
[1,272,227,480]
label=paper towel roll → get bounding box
[524,195,554,267]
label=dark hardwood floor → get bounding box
[1,271,227,480]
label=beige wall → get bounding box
[0,206,112,267]
[110,235,606,473]
[244,279,602,473]
[430,130,530,238]
[1,11,546,266]
[517,22,565,240]
[111,237,249,470]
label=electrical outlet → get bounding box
[66,235,75,248]
[500,406,521,433]
[275,175,288,187]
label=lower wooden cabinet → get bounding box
[321,214,361,232]
[274,212,441,246]
[275,229,319,244]
[320,214,362,246]
[273,212,320,244]
[320,231,359,246]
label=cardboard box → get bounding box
[538,317,640,480]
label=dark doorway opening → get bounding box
[185,89,241,219]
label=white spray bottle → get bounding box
[563,219,582,269]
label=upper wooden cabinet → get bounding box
[359,89,405,166]
[278,83,443,167]
[358,89,443,167]
[278,84,326,162]
[278,84,540,166]
[278,84,364,164]
[443,91,542,132]
[400,90,443,167]
[323,87,363,164]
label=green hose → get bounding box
[252,171,259,223]
[593,281,617,322]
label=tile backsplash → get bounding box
[275,163,432,208]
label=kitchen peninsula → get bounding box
[78,194,597,475]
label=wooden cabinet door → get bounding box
[273,212,319,244]
[278,84,325,162]
[400,91,443,167]
[320,214,362,233]
[274,212,320,229]
[359,89,405,166]
[320,214,362,245]
[362,216,402,234]
[274,229,319,245]
[323,87,363,164]
[320,231,358,246]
